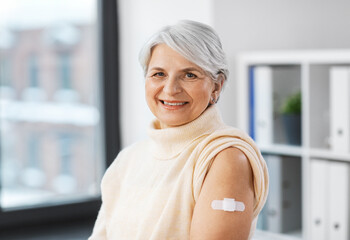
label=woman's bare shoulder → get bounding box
[190,147,255,240]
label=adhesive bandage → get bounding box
[211,198,245,212]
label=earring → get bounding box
[210,95,217,104]
[210,97,215,104]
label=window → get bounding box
[28,54,39,88]
[58,53,72,90]
[0,58,11,87]
[0,0,120,228]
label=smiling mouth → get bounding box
[160,100,188,106]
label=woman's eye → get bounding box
[153,72,165,77]
[185,73,197,78]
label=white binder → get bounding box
[310,159,350,240]
[310,159,329,240]
[330,67,350,153]
[253,66,273,147]
[328,161,350,240]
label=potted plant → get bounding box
[280,91,302,145]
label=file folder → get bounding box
[252,66,273,147]
[328,161,350,240]
[310,159,328,240]
[330,67,350,153]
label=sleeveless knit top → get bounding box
[89,106,268,239]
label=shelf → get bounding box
[259,144,303,157]
[238,50,350,240]
[261,146,350,162]
[253,230,302,240]
[309,148,350,162]
[237,49,350,65]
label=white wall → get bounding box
[213,0,350,127]
[118,0,213,147]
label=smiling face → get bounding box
[145,44,221,128]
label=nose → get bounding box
[163,75,182,95]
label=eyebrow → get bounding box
[148,67,165,72]
[181,67,204,74]
[148,66,204,74]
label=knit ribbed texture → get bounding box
[89,106,268,240]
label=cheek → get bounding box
[145,79,160,100]
[190,82,213,102]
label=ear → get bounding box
[210,74,225,104]
[212,74,225,94]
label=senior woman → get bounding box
[89,20,268,240]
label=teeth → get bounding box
[163,101,186,106]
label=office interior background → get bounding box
[1,0,350,239]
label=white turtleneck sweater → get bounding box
[89,106,268,240]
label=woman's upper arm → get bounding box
[190,147,255,240]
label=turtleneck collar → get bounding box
[147,105,225,160]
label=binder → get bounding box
[249,66,256,140]
[310,159,350,240]
[252,66,273,147]
[280,156,302,233]
[330,67,350,153]
[264,154,282,233]
[328,161,350,240]
[310,159,329,240]
[264,155,301,233]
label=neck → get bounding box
[158,105,215,129]
[148,105,225,159]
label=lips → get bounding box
[162,101,186,106]
[160,100,189,107]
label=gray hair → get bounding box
[139,20,229,84]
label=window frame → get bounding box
[0,0,120,230]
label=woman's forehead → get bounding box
[148,44,203,71]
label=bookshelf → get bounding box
[237,50,350,240]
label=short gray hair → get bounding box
[139,20,229,84]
